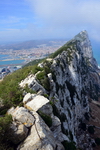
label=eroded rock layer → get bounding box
[7,31,100,150]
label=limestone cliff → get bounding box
[8,31,100,150]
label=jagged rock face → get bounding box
[49,37,91,143]
[20,74,46,94]
[14,31,100,150]
[18,111,64,150]
[74,30,93,61]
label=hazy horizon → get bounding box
[1,0,100,45]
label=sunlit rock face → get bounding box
[49,31,91,144]
[11,31,100,150]
[74,30,93,61]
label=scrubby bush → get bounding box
[50,40,77,59]
[0,115,13,150]
[92,143,96,147]
[61,141,77,150]
[23,58,45,67]
[38,111,52,127]
[23,84,36,94]
[36,71,50,91]
[84,112,89,121]
[36,71,45,81]
[95,137,100,145]
[80,122,86,131]
[0,65,43,108]
[88,126,95,134]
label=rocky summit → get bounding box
[1,31,100,150]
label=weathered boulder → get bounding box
[9,123,28,144]
[18,111,64,150]
[51,116,69,142]
[7,107,15,115]
[8,107,35,127]
[38,103,53,116]
[25,95,49,111]
[19,74,46,93]
[23,93,36,104]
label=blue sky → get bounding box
[1,0,100,43]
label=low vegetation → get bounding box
[0,64,43,109]
[50,40,77,59]
[0,64,44,149]
[23,58,45,67]
[95,138,100,146]
[0,114,13,150]
[88,126,95,134]
[61,141,77,150]
[36,60,52,91]
[38,111,52,127]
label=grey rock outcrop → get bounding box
[8,107,35,127]
[6,31,100,150]
[74,30,93,61]
[9,123,28,144]
[19,74,46,94]
[23,93,35,104]
[24,95,49,111]
[18,111,64,150]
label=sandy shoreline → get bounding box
[0,58,24,61]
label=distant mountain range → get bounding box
[0,39,67,50]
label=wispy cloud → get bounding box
[0,16,22,24]
[25,0,100,41]
[1,0,100,42]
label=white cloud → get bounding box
[25,0,100,41]
[0,16,21,24]
[1,0,100,42]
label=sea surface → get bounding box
[0,54,9,60]
[0,54,25,67]
[0,52,100,67]
[93,50,100,66]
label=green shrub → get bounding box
[38,111,52,127]
[61,113,67,122]
[50,40,77,59]
[43,60,52,74]
[36,71,45,81]
[95,137,100,145]
[92,143,96,147]
[36,71,50,91]
[80,123,86,131]
[42,77,50,91]
[43,94,49,98]
[0,64,43,108]
[23,84,36,94]
[69,131,73,141]
[0,115,13,149]
[23,58,45,67]
[49,100,54,106]
[84,112,89,121]
[61,141,77,150]
[0,108,8,115]
[88,126,95,134]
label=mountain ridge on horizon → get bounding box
[0,33,100,63]
[0,39,67,50]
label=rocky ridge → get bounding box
[7,31,100,150]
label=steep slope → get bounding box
[1,31,100,150]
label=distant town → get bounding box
[0,39,67,79]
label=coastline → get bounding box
[0,59,25,67]
[0,64,23,67]
[0,58,24,61]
